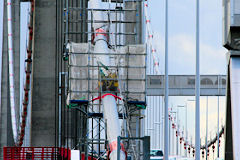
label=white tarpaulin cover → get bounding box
[67,43,146,103]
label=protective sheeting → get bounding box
[66,43,89,104]
[229,57,240,159]
[67,43,146,103]
[119,45,146,101]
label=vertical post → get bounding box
[179,127,181,156]
[136,116,139,158]
[195,0,200,159]
[59,73,65,147]
[172,119,174,155]
[169,116,170,154]
[185,104,188,157]
[217,76,220,157]
[159,98,161,149]
[7,0,17,143]
[143,136,151,160]
[176,110,179,156]
[162,97,164,150]
[117,136,121,160]
[205,96,208,160]
[164,0,169,159]
[177,105,187,156]
[65,0,69,44]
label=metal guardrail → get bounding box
[3,147,71,160]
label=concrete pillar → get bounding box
[31,0,57,146]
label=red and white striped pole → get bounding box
[7,0,17,143]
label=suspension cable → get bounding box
[18,0,35,146]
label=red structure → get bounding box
[3,147,70,160]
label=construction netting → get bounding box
[66,42,146,104]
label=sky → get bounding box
[148,0,227,75]
[0,0,227,158]
[145,0,227,158]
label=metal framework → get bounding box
[58,0,146,159]
[117,136,150,160]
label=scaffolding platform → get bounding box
[69,99,89,105]
[127,101,146,106]
[88,112,126,119]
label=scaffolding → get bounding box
[60,0,147,159]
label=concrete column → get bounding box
[31,0,56,146]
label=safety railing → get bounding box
[3,147,71,160]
